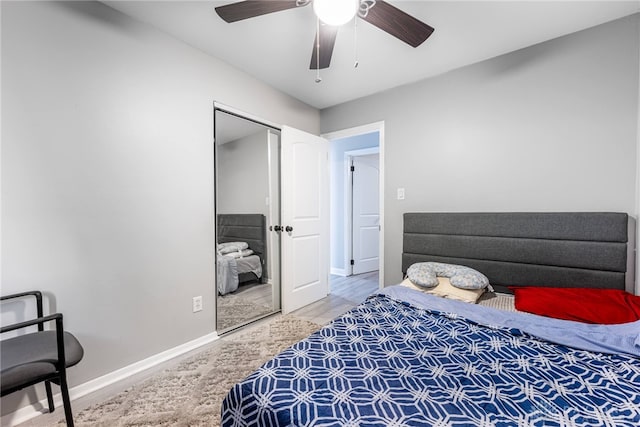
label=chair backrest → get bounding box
[1,291,83,427]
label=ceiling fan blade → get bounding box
[215,1,303,23]
[309,24,339,70]
[360,0,434,48]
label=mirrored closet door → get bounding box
[214,107,281,333]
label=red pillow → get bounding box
[510,287,640,324]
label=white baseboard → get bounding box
[330,268,348,276]
[2,332,219,427]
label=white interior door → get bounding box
[351,154,380,275]
[281,126,329,314]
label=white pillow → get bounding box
[217,241,249,254]
[400,277,486,304]
[222,249,254,259]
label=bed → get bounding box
[217,214,267,295]
[221,212,640,426]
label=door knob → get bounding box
[285,226,293,232]
[273,225,282,232]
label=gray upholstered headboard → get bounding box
[217,213,267,277]
[402,212,634,294]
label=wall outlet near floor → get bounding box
[192,296,203,313]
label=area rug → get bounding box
[57,315,321,427]
[216,292,273,331]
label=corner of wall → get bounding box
[634,11,640,295]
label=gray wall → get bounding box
[321,14,640,286]
[1,0,318,416]
[217,130,273,280]
[217,131,270,217]
[329,132,379,272]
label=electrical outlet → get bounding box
[192,296,203,313]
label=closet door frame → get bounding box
[213,102,281,333]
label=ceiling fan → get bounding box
[214,0,434,71]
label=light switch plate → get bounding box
[397,188,405,200]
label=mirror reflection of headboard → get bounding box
[217,214,267,280]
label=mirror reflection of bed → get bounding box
[216,214,272,331]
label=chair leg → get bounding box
[44,380,55,412]
[58,373,75,427]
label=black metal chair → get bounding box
[1,291,84,427]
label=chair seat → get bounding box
[1,331,84,394]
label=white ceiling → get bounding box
[104,1,640,109]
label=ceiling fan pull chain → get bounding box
[315,17,322,83]
[354,14,359,68]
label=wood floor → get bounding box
[228,280,273,306]
[292,270,380,325]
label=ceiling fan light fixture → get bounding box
[313,0,358,26]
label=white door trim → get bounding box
[344,147,380,276]
[213,102,281,132]
[322,122,385,290]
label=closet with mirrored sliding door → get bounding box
[214,104,329,334]
[214,106,282,333]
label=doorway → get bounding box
[348,150,380,276]
[324,122,384,291]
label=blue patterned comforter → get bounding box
[221,287,640,426]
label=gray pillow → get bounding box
[407,262,492,290]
